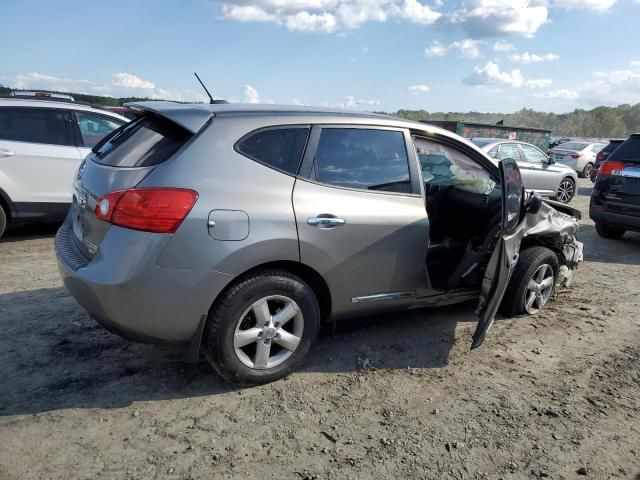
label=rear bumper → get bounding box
[589,207,640,232]
[56,218,233,343]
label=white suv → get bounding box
[0,98,127,237]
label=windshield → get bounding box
[554,142,588,151]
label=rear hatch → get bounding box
[71,105,210,259]
[595,135,640,215]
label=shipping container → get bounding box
[422,120,552,151]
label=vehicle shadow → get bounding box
[578,224,640,265]
[0,287,468,416]
[577,185,593,197]
[0,223,60,243]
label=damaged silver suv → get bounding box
[56,103,583,385]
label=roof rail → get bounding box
[0,95,112,111]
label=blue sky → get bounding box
[2,0,640,113]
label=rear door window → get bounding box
[74,112,125,148]
[0,107,72,146]
[497,143,521,161]
[312,128,411,193]
[91,114,192,167]
[236,127,309,175]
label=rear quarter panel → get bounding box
[146,116,300,275]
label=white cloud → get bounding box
[221,4,277,21]
[286,11,337,31]
[493,40,515,52]
[215,0,619,34]
[533,89,579,99]
[551,0,616,11]
[408,84,430,94]
[243,84,262,103]
[450,0,549,38]
[576,60,640,106]
[111,72,155,89]
[525,78,552,88]
[393,0,441,25]
[425,38,482,59]
[218,0,441,32]
[463,61,551,88]
[5,71,206,102]
[449,38,482,58]
[336,95,381,109]
[425,40,447,57]
[510,52,559,63]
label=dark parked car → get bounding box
[590,133,640,238]
[548,137,573,150]
[590,139,624,183]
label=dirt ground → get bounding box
[1,178,639,480]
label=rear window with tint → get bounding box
[236,127,309,175]
[91,114,192,167]
[601,141,623,154]
[608,137,640,163]
[0,107,72,146]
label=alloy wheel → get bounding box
[583,163,593,178]
[233,295,304,369]
[524,264,555,314]
[557,179,575,203]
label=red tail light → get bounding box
[95,188,198,233]
[598,160,626,176]
[570,152,582,159]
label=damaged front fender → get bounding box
[523,199,584,286]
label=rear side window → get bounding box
[313,128,411,193]
[609,137,640,163]
[91,114,192,167]
[0,107,72,146]
[236,127,309,175]
[520,144,548,164]
[75,112,125,148]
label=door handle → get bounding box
[0,149,15,158]
[307,216,346,228]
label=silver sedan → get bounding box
[471,138,579,203]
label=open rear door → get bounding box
[471,158,526,349]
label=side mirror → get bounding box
[547,156,555,165]
[525,191,543,215]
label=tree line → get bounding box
[390,105,640,139]
[2,84,639,138]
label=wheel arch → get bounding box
[211,260,333,322]
[0,187,16,222]
[520,236,566,266]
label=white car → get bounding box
[548,141,606,178]
[0,98,127,237]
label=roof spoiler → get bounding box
[124,101,214,133]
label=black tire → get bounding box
[0,204,6,239]
[202,269,320,386]
[499,246,559,317]
[595,222,625,239]
[580,162,594,178]
[554,177,575,204]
